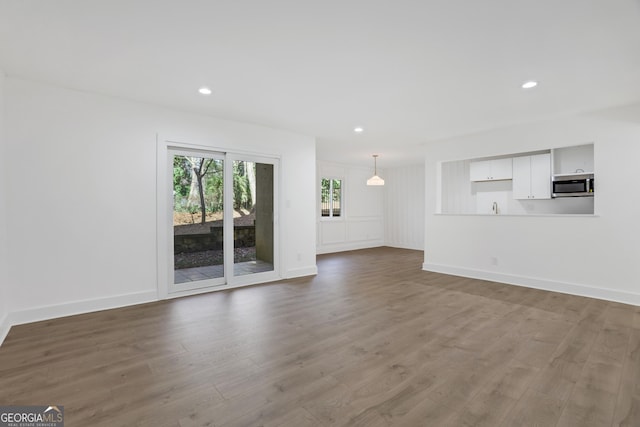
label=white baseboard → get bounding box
[385,243,424,251]
[317,241,384,255]
[423,262,640,306]
[0,290,158,347]
[284,266,318,279]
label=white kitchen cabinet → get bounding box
[469,158,512,181]
[512,153,551,199]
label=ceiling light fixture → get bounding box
[366,154,385,186]
[198,87,212,95]
[354,127,364,133]
[521,81,538,89]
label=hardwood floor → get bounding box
[1,247,639,426]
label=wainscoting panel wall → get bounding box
[384,164,425,250]
[317,161,384,254]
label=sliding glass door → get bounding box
[166,147,278,294]
[231,159,275,277]
[171,149,226,290]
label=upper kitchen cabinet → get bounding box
[552,143,594,175]
[512,153,551,200]
[439,143,594,215]
[469,158,512,181]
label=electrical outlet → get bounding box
[491,256,498,266]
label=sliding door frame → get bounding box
[156,136,280,299]
[168,148,226,293]
[225,152,280,288]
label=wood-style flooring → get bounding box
[1,247,639,426]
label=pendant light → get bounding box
[366,154,385,186]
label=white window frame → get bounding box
[319,176,344,221]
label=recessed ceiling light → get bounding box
[521,81,538,89]
[198,87,212,95]
[354,127,364,133]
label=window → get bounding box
[321,178,342,217]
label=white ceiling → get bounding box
[1,0,640,167]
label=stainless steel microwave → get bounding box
[552,173,594,197]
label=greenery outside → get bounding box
[321,178,342,217]
[173,156,257,269]
[173,156,256,224]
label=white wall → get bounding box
[316,161,384,254]
[0,70,10,342]
[3,77,317,328]
[384,164,425,250]
[424,104,640,305]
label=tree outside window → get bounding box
[321,178,342,217]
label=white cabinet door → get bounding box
[469,158,512,181]
[530,153,551,198]
[490,158,513,180]
[512,153,551,199]
[469,160,492,181]
[512,156,531,199]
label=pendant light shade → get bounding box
[366,154,384,186]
